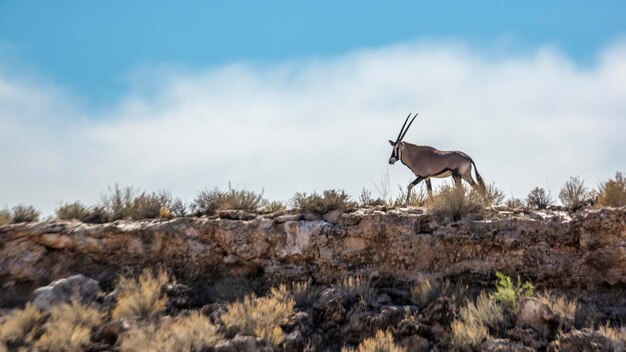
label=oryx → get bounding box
[388,113,485,203]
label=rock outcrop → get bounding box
[1,207,625,308]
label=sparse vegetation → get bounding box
[292,189,355,215]
[526,187,553,209]
[491,272,534,310]
[56,201,90,221]
[343,330,406,352]
[112,269,170,320]
[337,275,374,302]
[480,183,505,207]
[559,176,591,210]
[0,208,10,226]
[35,299,101,352]
[221,284,295,345]
[359,188,386,207]
[263,200,287,213]
[426,183,483,220]
[193,184,268,215]
[539,292,577,322]
[595,171,626,207]
[598,323,626,345]
[10,204,40,223]
[120,312,222,352]
[0,303,41,347]
[410,275,439,308]
[102,185,177,220]
[391,185,428,207]
[504,197,525,209]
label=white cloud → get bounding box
[1,41,626,214]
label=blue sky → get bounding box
[1,2,626,213]
[2,1,625,106]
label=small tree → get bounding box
[526,187,553,209]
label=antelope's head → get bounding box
[389,112,418,165]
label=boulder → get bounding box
[31,274,102,310]
[516,297,556,337]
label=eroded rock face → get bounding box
[0,207,625,307]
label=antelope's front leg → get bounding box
[406,176,424,205]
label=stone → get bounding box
[323,209,343,224]
[546,329,617,352]
[31,274,102,310]
[516,297,555,337]
[481,338,534,352]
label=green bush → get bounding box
[491,272,534,310]
[595,171,626,207]
[11,205,40,223]
[292,189,355,215]
[559,176,591,210]
[525,187,553,209]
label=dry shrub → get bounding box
[559,176,591,210]
[504,197,525,209]
[0,303,41,346]
[292,189,355,215]
[0,209,11,226]
[410,276,440,308]
[290,280,319,307]
[337,275,374,302]
[538,292,577,322]
[359,188,386,207]
[222,284,295,345]
[120,312,222,352]
[595,171,626,207]
[481,183,505,207]
[35,299,101,352]
[462,292,504,330]
[451,317,490,351]
[526,187,553,209]
[263,201,287,214]
[102,184,177,220]
[342,330,406,352]
[193,184,267,215]
[11,204,40,223]
[112,269,170,320]
[426,183,483,221]
[598,323,626,345]
[56,201,90,221]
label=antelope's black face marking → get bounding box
[388,140,400,164]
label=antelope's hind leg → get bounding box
[425,178,433,199]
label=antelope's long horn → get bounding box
[399,113,418,141]
[395,113,412,142]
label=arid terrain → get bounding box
[1,203,625,351]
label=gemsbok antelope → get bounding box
[388,113,485,204]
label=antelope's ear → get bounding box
[388,140,395,146]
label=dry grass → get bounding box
[559,176,591,210]
[391,185,428,207]
[263,200,287,214]
[526,187,553,209]
[0,303,41,346]
[292,189,355,215]
[359,188,386,207]
[0,209,11,226]
[426,183,483,221]
[290,279,320,307]
[504,197,525,209]
[193,184,267,215]
[342,330,406,352]
[102,184,177,220]
[595,171,626,207]
[480,183,505,207]
[56,201,90,221]
[337,275,374,302]
[221,284,295,345]
[112,269,170,320]
[461,292,504,330]
[538,292,577,322]
[451,317,490,351]
[10,204,40,223]
[410,276,439,308]
[34,299,101,352]
[120,312,222,352]
[598,323,626,345]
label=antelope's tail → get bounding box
[471,159,486,191]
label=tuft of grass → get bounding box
[526,187,553,209]
[461,292,504,331]
[221,284,295,346]
[538,292,577,322]
[292,189,355,215]
[263,201,287,214]
[504,197,525,209]
[193,184,267,215]
[112,269,170,320]
[120,312,222,352]
[595,171,626,207]
[34,299,101,352]
[342,330,406,352]
[391,185,428,208]
[11,204,40,223]
[359,188,386,207]
[337,275,374,303]
[56,201,90,221]
[597,323,626,345]
[410,276,440,308]
[451,316,490,351]
[290,279,320,307]
[0,208,11,226]
[480,183,505,207]
[102,184,177,221]
[491,272,533,310]
[0,303,41,346]
[559,176,591,210]
[426,183,483,221]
